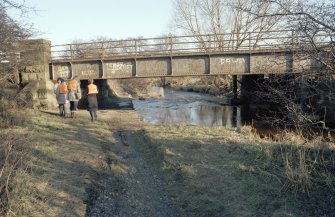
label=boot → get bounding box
[59,106,62,117]
[60,105,66,117]
[90,111,94,121]
[94,111,97,121]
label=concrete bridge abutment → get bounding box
[19,39,58,109]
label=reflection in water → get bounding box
[133,89,242,128]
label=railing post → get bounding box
[134,39,138,57]
[208,34,211,52]
[169,36,173,55]
[291,30,295,46]
[249,32,251,51]
[70,44,74,60]
[101,42,105,59]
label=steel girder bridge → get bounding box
[49,30,332,80]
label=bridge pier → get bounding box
[18,39,58,109]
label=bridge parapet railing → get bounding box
[51,30,333,61]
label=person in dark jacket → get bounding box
[54,78,68,117]
[87,79,98,121]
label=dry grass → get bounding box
[1,100,334,216]
[0,99,30,216]
[134,125,335,217]
[0,108,117,217]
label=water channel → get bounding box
[132,89,243,128]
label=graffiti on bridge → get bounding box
[220,58,245,65]
[106,63,133,74]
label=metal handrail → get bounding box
[51,29,334,61]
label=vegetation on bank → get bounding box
[1,97,335,216]
[134,125,335,217]
[0,102,115,216]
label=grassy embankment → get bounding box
[134,125,335,217]
[1,103,334,217]
[0,106,116,217]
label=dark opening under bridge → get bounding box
[50,30,330,80]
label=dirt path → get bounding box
[11,109,181,216]
[75,110,180,217]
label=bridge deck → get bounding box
[50,30,330,80]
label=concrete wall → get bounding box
[20,39,58,109]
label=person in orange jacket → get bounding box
[54,78,68,117]
[87,79,98,121]
[67,76,81,118]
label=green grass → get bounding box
[133,125,335,217]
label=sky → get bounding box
[14,0,174,45]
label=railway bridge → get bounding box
[50,30,321,80]
[16,30,331,108]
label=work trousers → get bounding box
[59,104,66,117]
[89,110,97,121]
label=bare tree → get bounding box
[232,1,335,196]
[171,0,286,51]
[0,0,31,86]
[0,1,32,214]
[246,0,335,131]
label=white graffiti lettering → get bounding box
[220,58,245,65]
[77,64,98,77]
[81,70,97,76]
[106,63,132,74]
[56,66,70,78]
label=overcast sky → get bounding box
[16,0,173,45]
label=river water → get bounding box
[133,89,243,128]
[131,89,335,140]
